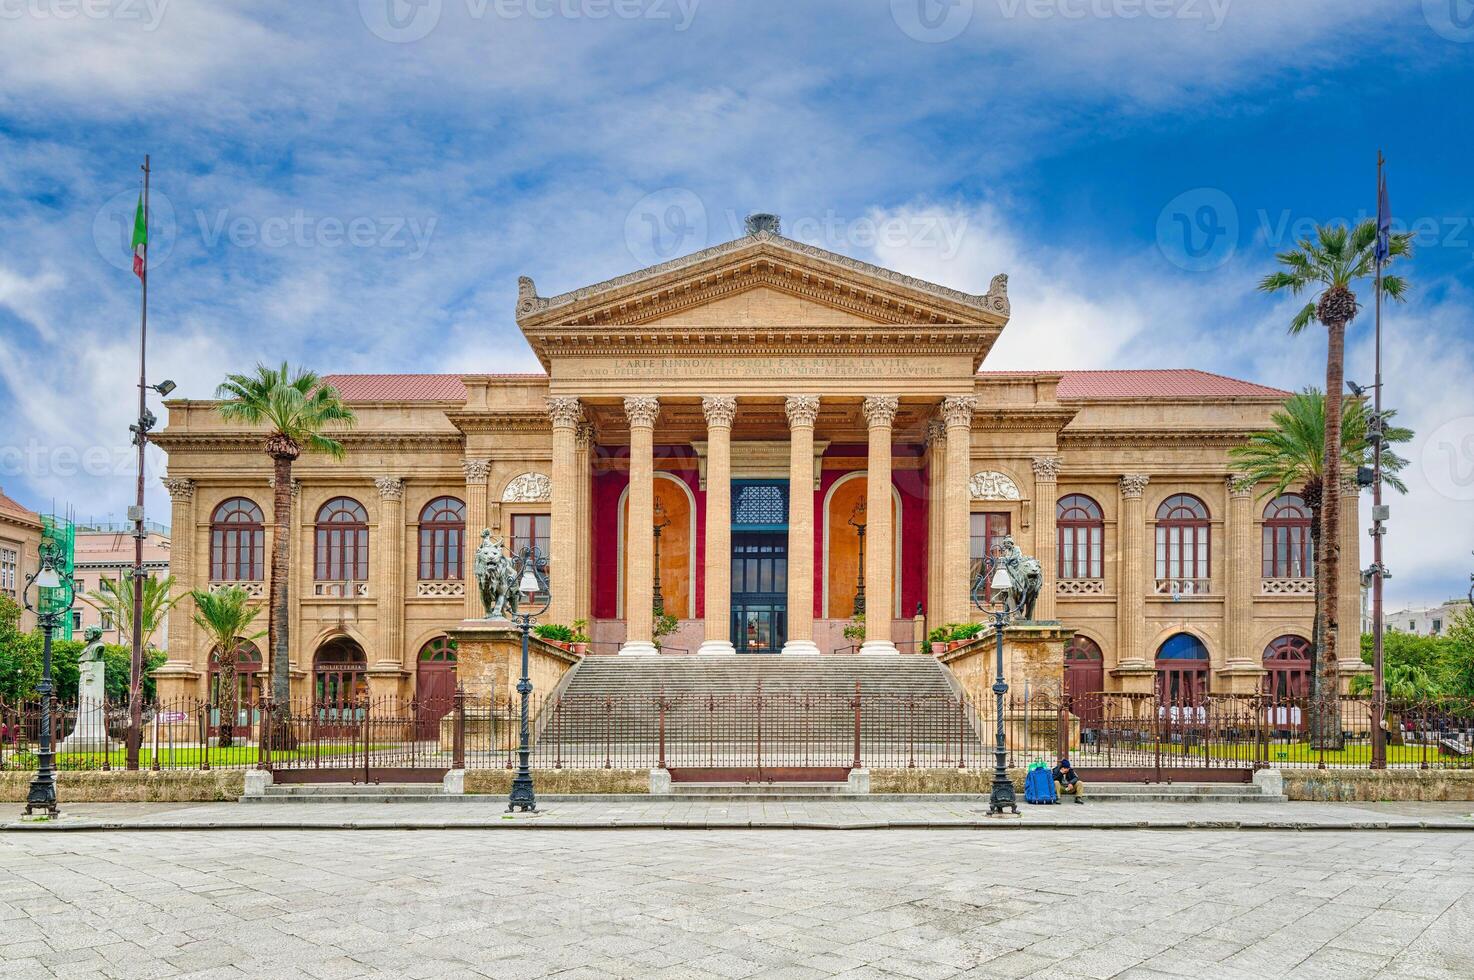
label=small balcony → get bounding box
[1261,577,1314,596]
[416,580,465,598]
[1057,579,1104,596]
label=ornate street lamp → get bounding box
[652,499,671,617]
[507,544,549,813]
[21,540,77,818]
[974,556,1019,816]
[849,499,867,617]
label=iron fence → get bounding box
[3,691,1471,776]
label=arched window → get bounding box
[1263,494,1313,579]
[1057,494,1103,579]
[418,636,458,663]
[210,498,264,581]
[1155,632,1211,704]
[1154,494,1210,592]
[418,497,465,580]
[1262,634,1312,701]
[315,497,368,582]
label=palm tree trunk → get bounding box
[269,455,296,749]
[1317,320,1347,750]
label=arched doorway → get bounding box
[1155,633,1210,706]
[415,636,457,740]
[314,637,367,735]
[1262,634,1311,734]
[208,640,263,736]
[1064,635,1105,726]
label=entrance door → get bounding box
[414,636,458,740]
[730,532,787,654]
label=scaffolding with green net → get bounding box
[38,513,76,641]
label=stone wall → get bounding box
[465,769,649,795]
[0,770,246,803]
[1281,768,1474,802]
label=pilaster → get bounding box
[574,422,595,625]
[941,397,975,625]
[924,418,946,631]
[158,478,199,698]
[1114,474,1150,674]
[860,396,899,655]
[1338,479,1366,688]
[1031,456,1060,622]
[782,395,820,655]
[462,458,491,620]
[374,477,406,677]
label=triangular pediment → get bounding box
[637,282,889,328]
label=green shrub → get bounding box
[533,623,576,643]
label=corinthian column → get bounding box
[1117,474,1150,669]
[546,396,583,627]
[1225,474,1256,670]
[699,396,737,655]
[462,458,491,620]
[860,396,899,655]
[373,477,406,686]
[574,422,595,624]
[782,395,821,655]
[941,396,975,624]
[1031,456,1061,622]
[620,396,660,656]
[924,419,946,627]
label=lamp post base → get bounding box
[24,772,58,818]
[987,778,1018,816]
[507,775,537,813]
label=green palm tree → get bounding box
[83,573,178,651]
[1259,220,1411,731]
[190,586,266,748]
[214,364,355,728]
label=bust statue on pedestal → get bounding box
[59,626,116,754]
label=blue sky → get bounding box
[1,0,1471,609]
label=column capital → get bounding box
[575,421,596,451]
[1120,473,1151,499]
[1226,473,1254,498]
[702,395,738,428]
[162,477,196,501]
[862,395,899,428]
[784,395,820,429]
[939,395,975,429]
[267,475,302,499]
[462,457,492,485]
[624,395,661,428]
[925,417,947,447]
[546,396,584,430]
[375,476,405,501]
[1031,456,1062,483]
[1339,476,1362,497]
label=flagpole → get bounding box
[127,154,150,771]
[1371,150,1387,770]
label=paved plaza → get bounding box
[2,825,1472,979]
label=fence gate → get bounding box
[265,696,459,784]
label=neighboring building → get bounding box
[1386,599,1471,638]
[73,522,172,651]
[0,487,43,633]
[151,215,1358,708]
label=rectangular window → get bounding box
[101,611,114,631]
[1058,525,1103,579]
[1432,619,1443,635]
[0,547,15,593]
[315,527,368,581]
[508,513,551,599]
[969,512,1011,587]
[418,526,464,580]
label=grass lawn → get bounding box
[1154,740,1461,767]
[3,743,411,770]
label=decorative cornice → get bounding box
[462,458,492,485]
[546,396,584,429]
[1120,474,1151,499]
[162,478,196,501]
[154,432,465,454]
[624,396,661,428]
[502,472,552,503]
[1059,428,1266,451]
[784,395,820,429]
[862,395,899,429]
[446,411,549,436]
[702,395,738,429]
[970,470,1022,502]
[1031,456,1062,483]
[375,477,405,501]
[940,395,976,429]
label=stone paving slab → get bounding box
[2,828,1473,978]
[3,799,1473,832]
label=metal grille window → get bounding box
[210,498,265,581]
[1262,494,1313,578]
[417,497,466,580]
[732,483,788,529]
[315,497,369,582]
[1154,494,1210,584]
[1057,494,1103,579]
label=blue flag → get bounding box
[1374,169,1391,265]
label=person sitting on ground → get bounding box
[1052,757,1084,804]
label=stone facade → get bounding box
[0,488,42,634]
[151,221,1360,704]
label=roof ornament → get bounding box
[516,275,541,316]
[744,213,782,237]
[986,273,1010,315]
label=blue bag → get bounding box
[1024,764,1058,805]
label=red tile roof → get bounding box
[0,487,40,524]
[320,375,469,402]
[983,369,1289,400]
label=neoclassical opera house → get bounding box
[152,215,1361,715]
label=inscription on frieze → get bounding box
[556,355,958,381]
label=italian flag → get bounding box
[131,193,147,280]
